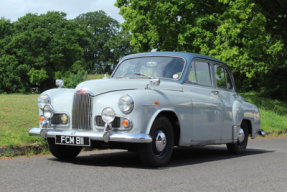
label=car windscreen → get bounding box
[112,56,185,80]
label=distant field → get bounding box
[0,91,286,147]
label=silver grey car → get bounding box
[29,52,265,166]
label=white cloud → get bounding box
[0,0,124,23]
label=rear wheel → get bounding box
[227,121,249,154]
[138,116,174,166]
[47,138,82,159]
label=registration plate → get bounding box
[55,135,90,147]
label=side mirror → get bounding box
[56,79,64,88]
[150,79,160,86]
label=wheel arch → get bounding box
[146,109,181,146]
[242,119,252,137]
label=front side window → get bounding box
[112,57,185,80]
[188,61,212,86]
[214,64,233,89]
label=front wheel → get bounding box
[47,138,82,159]
[138,116,174,166]
[227,121,249,154]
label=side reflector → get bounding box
[154,101,159,105]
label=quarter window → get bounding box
[214,64,233,89]
[188,61,211,86]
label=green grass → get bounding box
[0,94,45,147]
[87,74,110,80]
[0,91,286,147]
[240,92,287,133]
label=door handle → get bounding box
[212,90,219,95]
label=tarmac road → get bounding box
[0,137,286,192]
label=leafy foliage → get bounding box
[63,71,88,88]
[116,0,287,99]
[74,11,134,74]
[0,11,134,93]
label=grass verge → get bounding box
[0,94,45,147]
[240,92,287,134]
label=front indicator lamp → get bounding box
[39,116,45,122]
[43,104,54,119]
[101,107,116,123]
[122,119,130,128]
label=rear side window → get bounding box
[188,61,211,86]
[214,64,233,89]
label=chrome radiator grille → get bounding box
[72,92,93,130]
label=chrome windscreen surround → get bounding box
[72,91,94,130]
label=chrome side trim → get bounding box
[28,128,152,143]
[143,104,219,110]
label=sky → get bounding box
[0,0,124,23]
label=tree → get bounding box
[0,11,90,93]
[254,0,287,50]
[74,11,134,74]
[115,0,287,99]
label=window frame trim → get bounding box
[186,59,213,88]
[214,63,234,91]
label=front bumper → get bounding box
[28,128,152,143]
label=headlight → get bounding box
[43,104,54,119]
[38,93,51,109]
[101,107,116,123]
[118,95,134,114]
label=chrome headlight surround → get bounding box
[118,95,134,114]
[43,104,54,119]
[101,107,116,123]
[37,93,51,109]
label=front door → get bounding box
[183,60,223,143]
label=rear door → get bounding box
[213,63,236,140]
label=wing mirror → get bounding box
[150,79,160,86]
[145,79,160,89]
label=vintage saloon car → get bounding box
[29,52,265,166]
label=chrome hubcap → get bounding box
[155,131,167,152]
[238,128,245,144]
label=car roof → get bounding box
[121,52,227,66]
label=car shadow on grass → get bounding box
[49,145,273,169]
